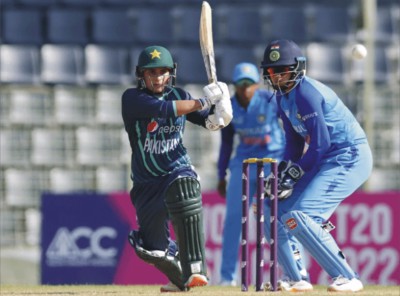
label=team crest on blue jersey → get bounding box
[147,120,159,133]
[257,115,266,123]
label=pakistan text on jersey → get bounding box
[143,138,180,154]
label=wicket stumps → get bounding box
[241,158,278,292]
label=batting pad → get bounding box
[128,230,186,290]
[282,210,355,279]
[165,177,207,282]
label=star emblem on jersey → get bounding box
[257,115,266,123]
[149,49,161,59]
[269,50,280,62]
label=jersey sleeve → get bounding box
[217,123,235,180]
[296,89,331,171]
[175,87,210,128]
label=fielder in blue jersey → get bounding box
[260,40,373,292]
[121,45,233,292]
[217,63,288,285]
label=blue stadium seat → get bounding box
[40,44,85,85]
[309,5,355,43]
[92,8,135,45]
[375,6,399,43]
[306,42,345,84]
[133,8,173,45]
[17,0,59,6]
[84,44,130,85]
[170,46,207,85]
[0,45,40,84]
[59,0,101,6]
[2,8,43,44]
[216,6,263,45]
[46,8,89,45]
[171,6,201,45]
[216,46,258,83]
[262,5,309,44]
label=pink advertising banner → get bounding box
[111,191,400,286]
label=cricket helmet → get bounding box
[260,39,306,95]
[136,45,177,89]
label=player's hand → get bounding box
[277,162,304,199]
[206,98,233,130]
[203,82,229,104]
[264,160,303,200]
[217,179,227,198]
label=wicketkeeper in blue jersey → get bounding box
[121,45,233,292]
[260,39,373,292]
[217,62,296,286]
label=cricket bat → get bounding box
[199,1,225,128]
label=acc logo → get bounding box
[147,120,159,133]
[269,50,280,62]
[45,227,118,266]
[286,218,298,230]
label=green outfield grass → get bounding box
[0,285,399,296]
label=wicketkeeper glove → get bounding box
[264,160,304,200]
[277,162,304,199]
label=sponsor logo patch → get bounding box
[147,120,158,133]
[286,218,298,230]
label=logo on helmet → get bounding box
[147,120,159,133]
[149,49,161,60]
[269,51,280,62]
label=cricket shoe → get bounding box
[278,279,313,292]
[328,276,363,292]
[185,274,208,288]
[160,282,186,293]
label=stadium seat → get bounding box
[216,6,263,45]
[31,128,75,166]
[84,44,130,85]
[53,86,95,125]
[132,8,173,45]
[5,169,47,207]
[96,166,129,193]
[17,0,58,6]
[40,44,85,85]
[306,43,346,84]
[92,8,135,45]
[309,5,355,43]
[2,8,43,44]
[8,87,52,125]
[216,46,258,83]
[96,86,125,125]
[171,6,201,45]
[0,45,40,84]
[49,168,96,193]
[59,0,100,6]
[46,8,89,45]
[262,5,309,44]
[76,127,122,166]
[169,46,207,85]
[0,129,31,167]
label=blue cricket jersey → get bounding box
[278,76,368,172]
[218,89,285,180]
[121,87,210,184]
